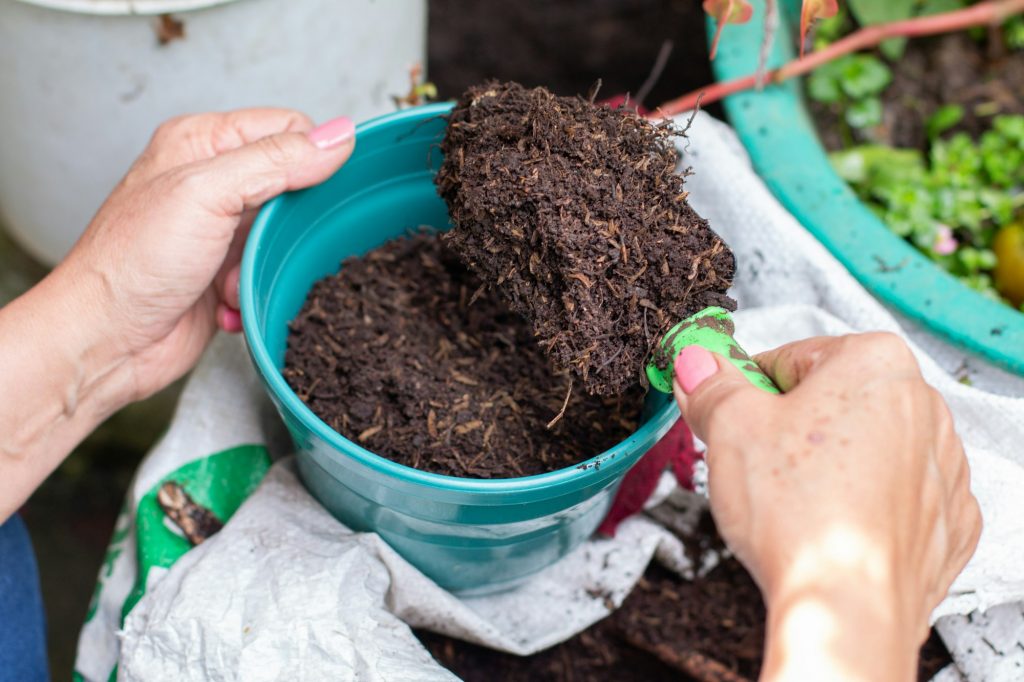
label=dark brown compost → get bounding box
[282,233,642,478]
[437,81,735,396]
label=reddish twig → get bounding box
[622,632,751,682]
[655,0,1024,117]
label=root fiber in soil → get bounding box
[282,232,642,478]
[437,82,735,397]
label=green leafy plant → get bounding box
[830,115,1024,305]
[666,0,1024,115]
[807,53,891,133]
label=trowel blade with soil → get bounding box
[645,307,780,395]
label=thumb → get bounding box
[672,346,771,444]
[172,116,356,222]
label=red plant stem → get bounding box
[655,0,1024,117]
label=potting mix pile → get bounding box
[437,82,736,396]
[282,232,642,478]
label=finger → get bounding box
[672,346,772,445]
[216,302,242,333]
[163,118,355,231]
[754,331,920,392]
[214,210,253,308]
[752,336,836,392]
[221,264,241,311]
[129,108,318,185]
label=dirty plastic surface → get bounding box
[239,103,678,594]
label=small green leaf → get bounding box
[994,115,1024,143]
[918,0,967,15]
[807,70,843,103]
[845,96,883,129]
[829,145,924,184]
[813,8,849,48]
[926,105,964,140]
[838,55,892,99]
[878,37,908,61]
[1002,14,1024,49]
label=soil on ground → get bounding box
[419,512,952,681]
[283,232,643,478]
[427,0,717,113]
[437,82,735,396]
[813,32,1024,151]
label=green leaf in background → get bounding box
[917,0,967,15]
[807,68,843,103]
[1006,15,1024,49]
[838,55,892,99]
[927,104,964,140]
[845,0,915,58]
[845,96,883,128]
[813,7,850,50]
[832,114,1024,305]
[829,145,924,184]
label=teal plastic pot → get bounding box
[240,103,678,594]
[709,0,1024,373]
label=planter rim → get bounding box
[710,0,1024,375]
[12,0,242,16]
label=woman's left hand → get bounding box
[0,108,353,520]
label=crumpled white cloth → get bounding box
[119,461,704,681]
[118,112,1024,681]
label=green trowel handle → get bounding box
[645,307,780,395]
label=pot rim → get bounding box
[11,0,242,16]
[240,102,680,496]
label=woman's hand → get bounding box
[0,109,354,521]
[672,333,981,682]
[60,109,355,401]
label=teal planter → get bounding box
[710,0,1024,373]
[239,103,677,594]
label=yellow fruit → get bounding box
[993,222,1024,308]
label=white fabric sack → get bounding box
[113,112,1024,681]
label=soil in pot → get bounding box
[418,511,953,682]
[282,232,643,478]
[437,82,736,397]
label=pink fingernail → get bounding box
[219,306,242,333]
[308,116,355,150]
[674,346,719,394]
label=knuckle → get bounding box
[151,114,193,146]
[862,331,919,367]
[258,134,299,167]
[793,344,827,378]
[164,166,208,201]
[860,331,910,356]
[210,114,248,153]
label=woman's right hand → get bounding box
[672,333,981,682]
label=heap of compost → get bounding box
[283,232,642,478]
[437,81,736,396]
[418,512,952,682]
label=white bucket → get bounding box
[0,0,427,265]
